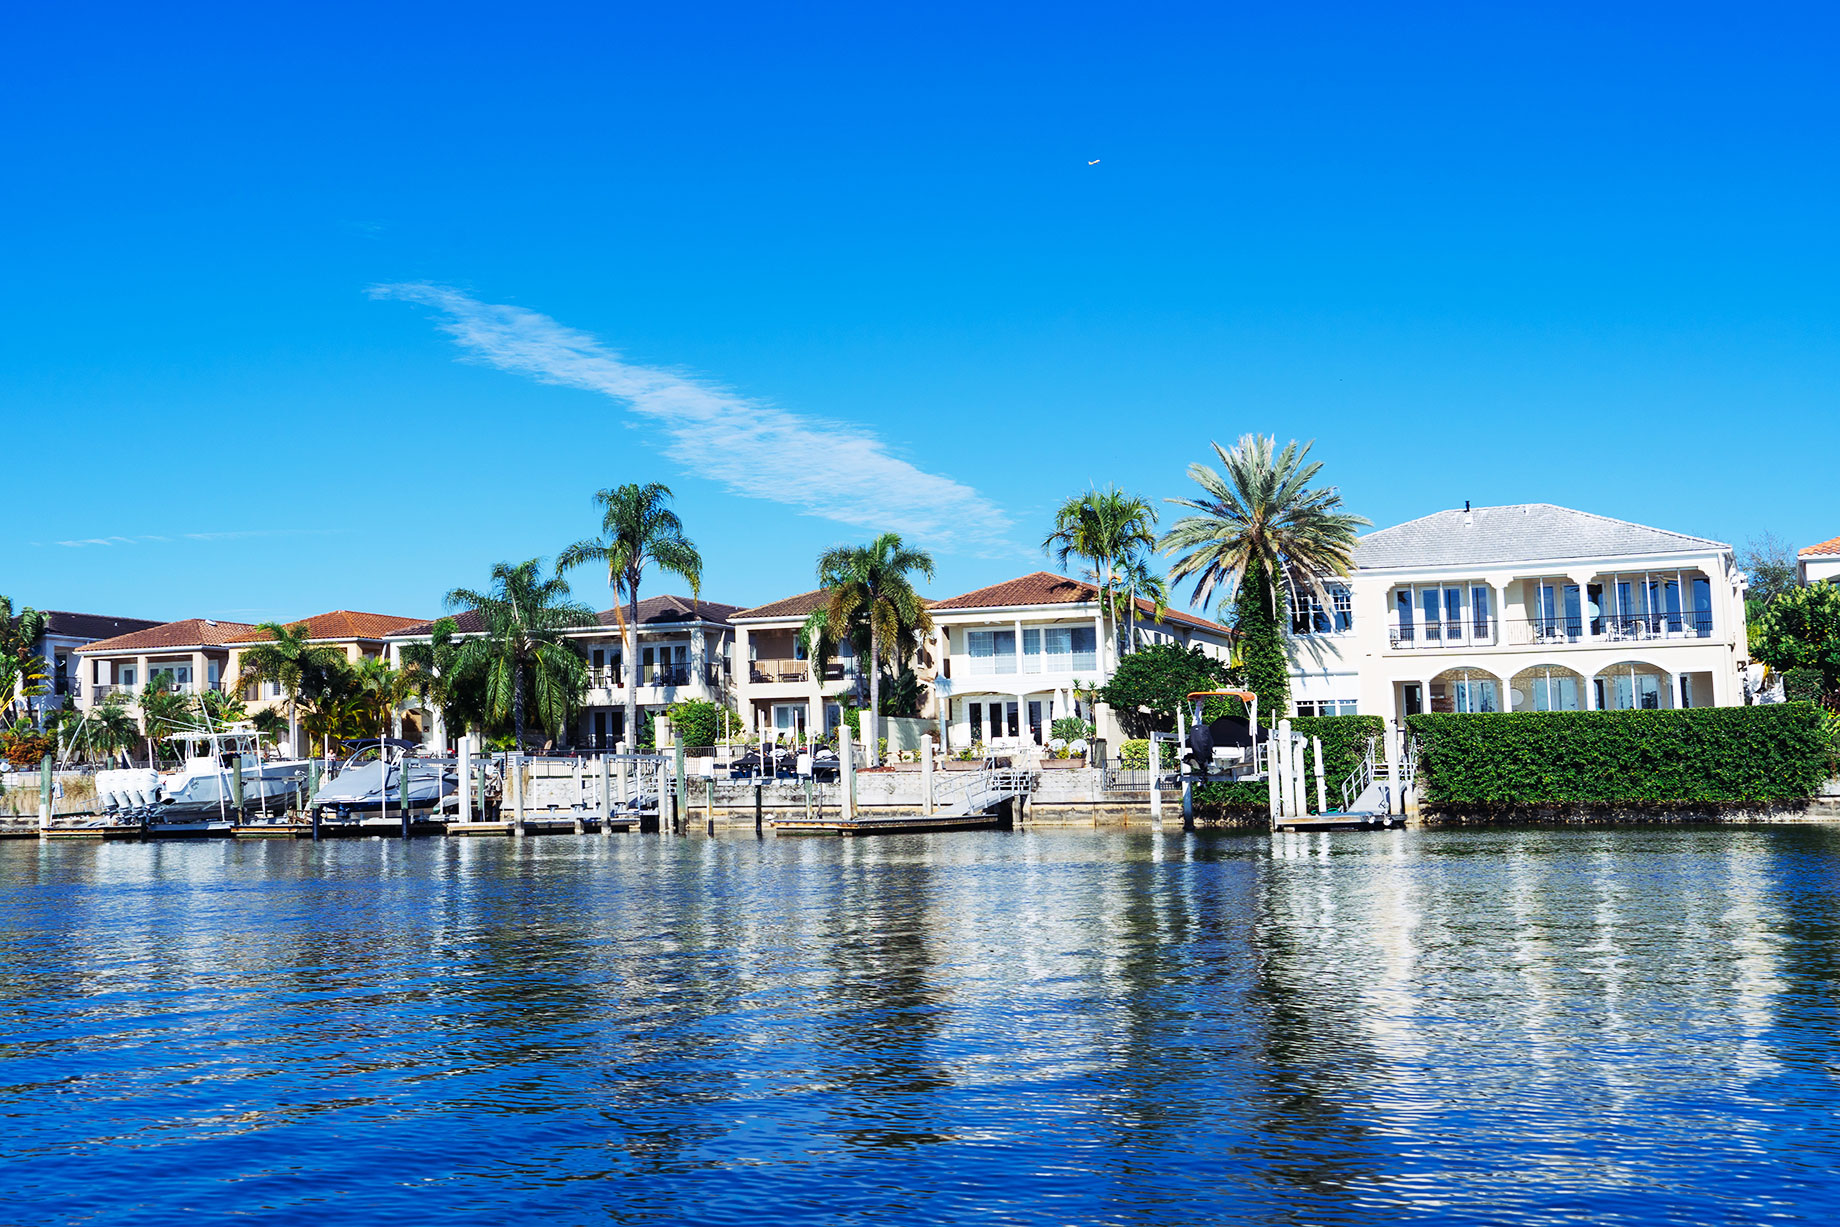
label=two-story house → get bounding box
[1286,503,1750,720]
[225,611,426,751]
[74,619,259,709]
[729,590,868,741]
[387,594,740,750]
[927,571,1234,750]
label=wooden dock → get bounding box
[771,810,1011,837]
[1272,811,1407,833]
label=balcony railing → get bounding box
[750,659,810,684]
[1505,612,1714,646]
[1389,620,1500,650]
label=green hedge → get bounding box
[1405,705,1830,812]
[1191,714,1384,817]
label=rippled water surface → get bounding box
[5,827,1840,1224]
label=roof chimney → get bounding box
[1464,500,1471,513]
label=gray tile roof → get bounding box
[1354,504,1729,571]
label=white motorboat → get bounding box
[311,739,457,817]
[95,725,312,828]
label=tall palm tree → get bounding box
[1043,486,1159,669]
[1159,434,1368,717]
[237,621,346,757]
[71,693,138,765]
[445,559,597,749]
[1117,554,1170,654]
[0,597,49,720]
[815,533,935,765]
[558,483,703,751]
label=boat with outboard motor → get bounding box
[310,738,457,819]
[93,725,313,832]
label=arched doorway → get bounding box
[1508,664,1586,712]
[1432,667,1505,713]
[1594,661,1674,711]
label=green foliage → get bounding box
[445,559,597,747]
[1235,556,1290,718]
[1119,738,1177,769]
[879,666,926,718]
[1097,642,1238,738]
[814,532,935,763]
[1406,706,1831,811]
[666,698,732,749]
[1752,581,1840,705]
[1050,716,1093,742]
[1783,667,1826,705]
[1043,484,1160,654]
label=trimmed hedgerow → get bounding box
[1190,714,1385,817]
[1405,704,1830,812]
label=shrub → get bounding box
[1782,667,1826,705]
[1405,705,1830,811]
[1098,643,1239,738]
[666,699,734,750]
[1119,738,1177,769]
[1050,716,1094,743]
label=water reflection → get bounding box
[2,827,1839,1224]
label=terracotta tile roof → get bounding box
[732,589,831,621]
[931,571,1229,634]
[388,595,740,639]
[1800,535,1840,558]
[226,611,425,644]
[75,618,258,655]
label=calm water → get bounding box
[4,827,1839,1225]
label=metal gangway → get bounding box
[933,764,1036,818]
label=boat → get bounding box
[94,725,312,831]
[311,738,457,818]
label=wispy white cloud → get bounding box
[370,282,1014,553]
[39,529,344,548]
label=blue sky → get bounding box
[6,2,1836,625]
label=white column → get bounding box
[1420,677,1434,716]
[1273,720,1289,816]
[920,733,935,815]
[839,726,855,822]
[458,736,474,822]
[1313,737,1328,814]
[1383,721,1401,815]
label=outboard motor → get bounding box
[1185,721,1215,779]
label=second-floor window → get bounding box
[966,629,1017,674]
[1292,585,1353,635]
[1022,626,1097,672]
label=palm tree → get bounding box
[1043,486,1159,668]
[237,621,346,757]
[815,533,935,765]
[72,693,138,765]
[137,678,196,765]
[445,559,597,749]
[1158,434,1368,717]
[0,596,49,722]
[399,617,490,743]
[558,483,703,751]
[1117,553,1170,654]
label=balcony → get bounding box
[750,658,809,684]
[1390,612,1714,651]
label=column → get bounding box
[1571,571,1598,642]
[692,628,708,692]
[190,651,208,697]
[1420,677,1434,716]
[134,654,149,694]
[1495,579,1515,644]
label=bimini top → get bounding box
[1354,504,1729,571]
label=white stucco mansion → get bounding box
[1287,504,1751,719]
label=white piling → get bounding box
[459,736,474,822]
[1383,722,1402,815]
[1313,736,1328,814]
[1274,720,1291,818]
[599,753,613,835]
[511,753,525,836]
[839,726,856,823]
[1265,740,1279,825]
[920,734,935,816]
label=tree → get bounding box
[1117,553,1169,654]
[399,616,492,742]
[1159,434,1368,719]
[445,559,597,749]
[137,677,196,764]
[1752,581,1840,708]
[1097,642,1239,738]
[199,686,249,728]
[666,698,734,750]
[67,693,138,764]
[0,596,49,723]
[558,483,703,751]
[1043,486,1159,666]
[814,532,935,765]
[1738,532,1800,608]
[236,621,346,756]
